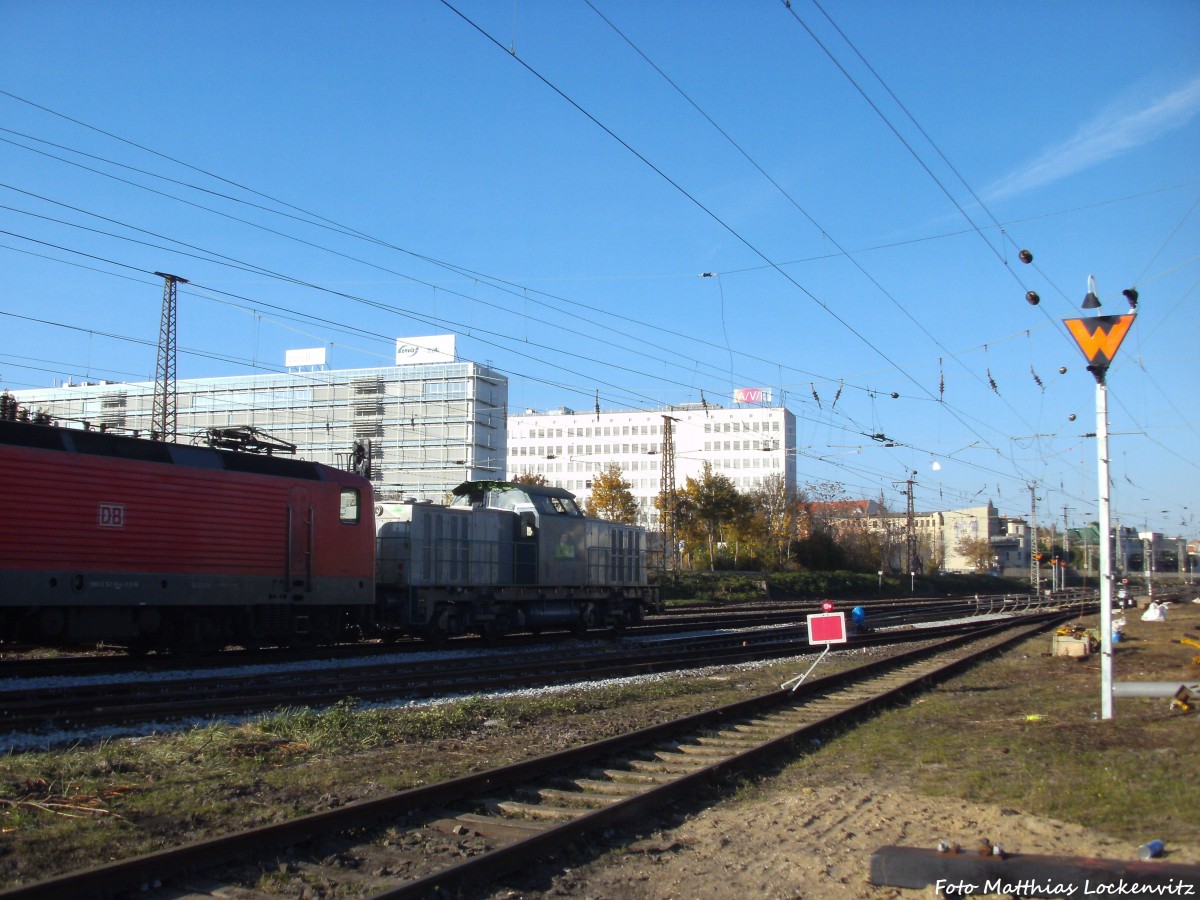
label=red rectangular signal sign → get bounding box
[807,612,848,645]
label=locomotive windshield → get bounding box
[533,494,580,516]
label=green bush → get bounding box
[652,569,1030,605]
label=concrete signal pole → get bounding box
[1062,279,1137,720]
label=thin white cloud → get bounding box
[983,75,1200,203]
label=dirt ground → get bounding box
[486,772,1199,900]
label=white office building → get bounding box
[507,399,796,526]
[11,336,507,502]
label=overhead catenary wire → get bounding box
[784,0,1200,496]
[0,128,891,415]
[4,103,969,460]
[0,232,901,458]
[437,0,1025,480]
[6,93,1181,474]
[586,0,1034,429]
[778,1,1062,316]
[0,130,1105,515]
[0,125,1066,508]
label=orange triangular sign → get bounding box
[1062,314,1135,370]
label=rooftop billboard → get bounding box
[395,335,456,365]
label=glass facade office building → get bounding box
[13,361,508,502]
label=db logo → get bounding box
[98,502,126,528]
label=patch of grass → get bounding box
[256,699,396,751]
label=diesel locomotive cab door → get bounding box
[287,487,313,593]
[513,511,537,585]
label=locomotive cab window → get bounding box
[533,494,581,517]
[340,487,361,524]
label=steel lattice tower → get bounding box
[659,414,679,571]
[905,476,916,574]
[151,272,187,442]
[1029,483,1040,590]
[894,472,918,575]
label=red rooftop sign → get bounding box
[733,387,773,404]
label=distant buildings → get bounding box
[1069,524,1193,579]
[813,499,1032,575]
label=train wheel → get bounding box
[571,603,598,636]
[422,607,459,647]
[169,611,223,654]
[476,622,502,645]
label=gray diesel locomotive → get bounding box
[376,480,660,641]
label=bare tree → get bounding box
[748,474,802,569]
[800,479,847,537]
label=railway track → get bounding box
[0,614,1066,899]
[0,590,1078,682]
[1,601,1089,739]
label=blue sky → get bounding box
[2,1,1197,536]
